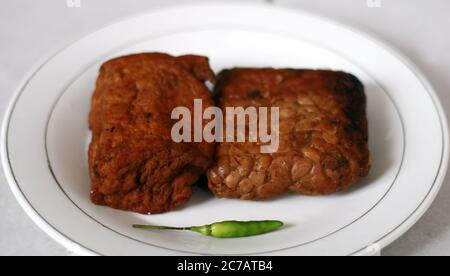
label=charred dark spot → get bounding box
[92,164,100,177]
[322,155,339,170]
[247,90,263,99]
[106,126,116,132]
[322,155,348,170]
[304,132,312,142]
[338,157,349,167]
[145,112,153,120]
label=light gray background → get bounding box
[0,0,449,256]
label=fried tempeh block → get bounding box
[88,53,215,214]
[207,68,370,200]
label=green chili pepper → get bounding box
[133,220,284,238]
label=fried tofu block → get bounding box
[207,69,370,200]
[88,53,215,214]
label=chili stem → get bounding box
[133,224,191,231]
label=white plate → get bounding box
[1,3,448,256]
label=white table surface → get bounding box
[1,0,449,256]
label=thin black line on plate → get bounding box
[6,24,440,256]
[4,50,103,256]
[6,28,222,257]
[43,26,407,255]
[248,25,446,256]
[10,25,406,256]
[348,56,447,256]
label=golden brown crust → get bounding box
[88,53,215,214]
[207,68,370,200]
